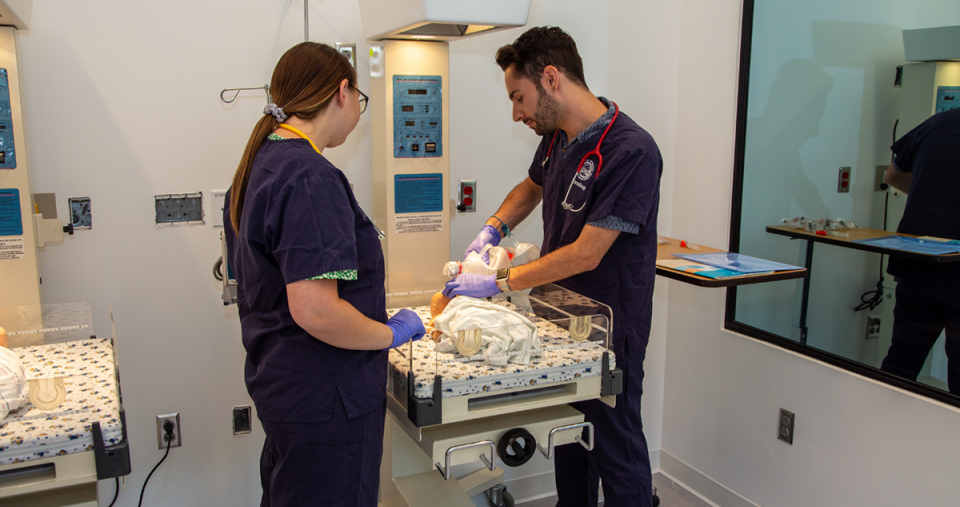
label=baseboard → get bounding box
[658,450,760,507]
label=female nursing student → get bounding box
[223,42,425,506]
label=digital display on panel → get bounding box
[408,89,427,95]
[401,105,414,112]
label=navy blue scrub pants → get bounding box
[555,348,652,507]
[259,390,385,507]
[881,274,960,394]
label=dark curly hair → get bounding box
[495,26,587,89]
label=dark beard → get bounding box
[531,86,561,136]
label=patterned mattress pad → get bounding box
[388,301,614,399]
[0,338,123,466]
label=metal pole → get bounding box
[304,0,309,41]
[798,240,814,345]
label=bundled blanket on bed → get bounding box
[431,297,540,366]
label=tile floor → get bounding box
[516,472,711,507]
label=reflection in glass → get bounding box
[732,0,960,396]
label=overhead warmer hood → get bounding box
[357,0,531,42]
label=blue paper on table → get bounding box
[852,235,960,255]
[671,252,802,274]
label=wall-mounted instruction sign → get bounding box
[395,213,443,234]
[0,237,24,259]
[394,173,443,214]
[0,188,23,236]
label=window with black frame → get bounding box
[726,0,960,407]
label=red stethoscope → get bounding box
[540,102,620,212]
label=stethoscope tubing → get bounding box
[540,103,620,213]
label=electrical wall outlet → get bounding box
[875,165,889,192]
[778,408,795,445]
[837,167,851,193]
[156,413,182,449]
[336,43,357,69]
[867,315,881,339]
[233,406,252,435]
[457,180,477,212]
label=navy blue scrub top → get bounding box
[529,106,662,359]
[223,138,387,423]
[888,108,960,278]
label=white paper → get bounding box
[395,213,443,234]
[0,237,25,260]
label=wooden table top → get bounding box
[766,225,960,263]
[655,236,807,288]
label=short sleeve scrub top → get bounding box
[223,134,387,505]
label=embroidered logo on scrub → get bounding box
[577,159,595,181]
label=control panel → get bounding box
[0,69,16,169]
[393,75,442,158]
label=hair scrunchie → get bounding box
[263,103,288,123]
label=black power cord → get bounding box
[138,421,174,507]
[213,257,224,281]
[108,477,119,507]
[857,119,899,313]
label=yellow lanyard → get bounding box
[277,124,322,155]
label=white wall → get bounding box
[20,0,668,505]
[661,1,960,506]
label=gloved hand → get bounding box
[465,225,501,264]
[384,309,426,350]
[442,273,500,299]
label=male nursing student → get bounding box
[443,27,662,507]
[880,107,960,394]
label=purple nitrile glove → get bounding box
[442,273,500,299]
[465,225,501,264]
[384,309,426,350]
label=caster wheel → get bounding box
[495,490,514,507]
[486,485,514,507]
[653,493,660,507]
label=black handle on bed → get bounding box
[93,410,132,479]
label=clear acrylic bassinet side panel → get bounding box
[0,301,106,419]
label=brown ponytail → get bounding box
[230,42,357,233]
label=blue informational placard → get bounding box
[395,174,443,214]
[672,252,802,273]
[0,188,23,236]
[936,86,960,114]
[0,69,17,169]
[853,235,960,255]
[393,75,442,158]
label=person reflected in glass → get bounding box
[880,107,960,395]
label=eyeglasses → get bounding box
[351,84,369,114]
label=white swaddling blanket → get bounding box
[431,297,540,365]
[0,347,29,419]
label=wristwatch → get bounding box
[495,268,511,292]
